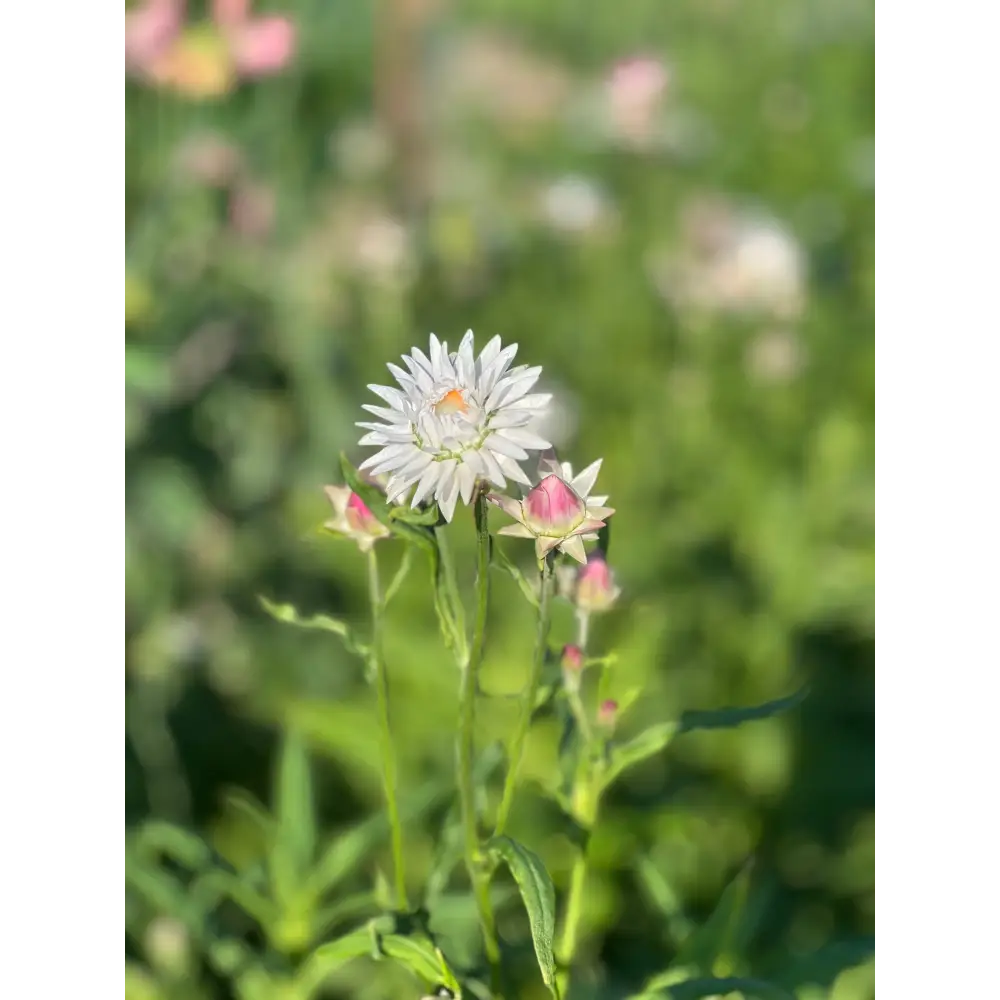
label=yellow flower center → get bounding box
[434,388,469,416]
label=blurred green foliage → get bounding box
[126,0,874,997]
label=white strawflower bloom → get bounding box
[357,331,552,521]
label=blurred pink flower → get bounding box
[125,0,295,97]
[212,0,296,79]
[606,55,670,147]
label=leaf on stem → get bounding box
[131,820,215,872]
[493,543,540,609]
[602,722,680,789]
[677,686,808,734]
[486,835,558,991]
[258,595,368,657]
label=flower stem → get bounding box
[366,546,408,911]
[457,494,502,990]
[555,607,600,996]
[494,554,554,837]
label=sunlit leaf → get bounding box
[389,502,442,526]
[493,543,539,609]
[132,820,215,872]
[486,835,557,991]
[191,867,277,927]
[602,722,679,788]
[296,925,457,997]
[270,728,318,907]
[258,595,366,657]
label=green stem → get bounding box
[555,607,600,996]
[556,776,600,997]
[456,494,502,990]
[494,555,554,837]
[367,547,408,911]
[436,522,468,661]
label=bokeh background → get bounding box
[125,0,874,997]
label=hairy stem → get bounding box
[367,547,408,911]
[494,555,554,837]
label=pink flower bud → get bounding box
[561,644,584,672]
[575,550,621,613]
[323,485,389,552]
[597,698,618,729]
[523,474,586,535]
[230,17,296,77]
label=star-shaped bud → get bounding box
[487,472,614,564]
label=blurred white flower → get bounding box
[651,197,807,321]
[358,332,552,521]
[540,175,611,235]
[745,329,806,384]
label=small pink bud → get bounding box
[597,698,618,729]
[345,492,378,534]
[575,551,621,613]
[562,644,584,671]
[230,17,296,77]
[523,475,585,536]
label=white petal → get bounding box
[475,334,502,377]
[395,450,435,478]
[462,449,487,478]
[438,478,461,522]
[359,443,414,471]
[367,383,407,409]
[486,367,541,410]
[505,392,552,412]
[589,494,609,506]
[496,454,531,486]
[560,534,588,564]
[479,344,518,396]
[488,409,537,429]
[456,330,476,384]
[495,427,551,451]
[476,448,507,488]
[362,403,405,422]
[457,462,478,505]
[411,462,442,507]
[484,434,529,461]
[570,458,603,499]
[409,345,434,376]
[402,354,435,393]
[358,431,392,446]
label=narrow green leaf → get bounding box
[308,779,446,898]
[486,835,557,990]
[314,892,378,938]
[270,728,318,906]
[190,868,277,927]
[634,856,695,944]
[132,820,215,872]
[672,860,754,974]
[384,545,414,606]
[635,976,795,1000]
[494,544,539,609]
[296,926,455,998]
[221,788,276,842]
[678,687,808,733]
[258,596,365,656]
[295,927,375,996]
[602,722,680,788]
